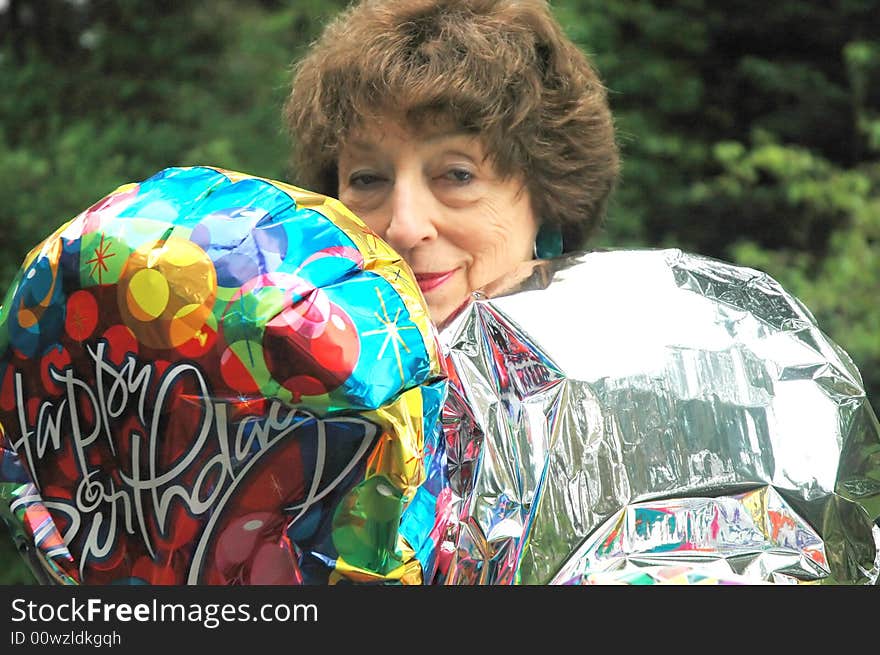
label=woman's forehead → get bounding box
[344,112,481,148]
[343,124,486,160]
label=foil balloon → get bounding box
[436,248,880,585]
[0,165,449,585]
[561,561,767,585]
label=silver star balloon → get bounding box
[436,249,880,585]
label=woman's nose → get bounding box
[383,179,438,250]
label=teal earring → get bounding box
[533,223,563,259]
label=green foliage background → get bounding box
[1,0,878,583]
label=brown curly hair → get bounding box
[283,0,620,250]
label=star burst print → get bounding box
[405,447,425,468]
[68,304,87,336]
[85,233,116,284]
[362,286,419,385]
[270,474,284,500]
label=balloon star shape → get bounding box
[85,232,116,285]
[269,474,284,500]
[67,304,89,339]
[362,286,418,385]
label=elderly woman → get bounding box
[283,0,620,326]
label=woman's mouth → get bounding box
[415,269,457,293]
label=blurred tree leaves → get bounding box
[0,0,878,583]
[0,0,346,290]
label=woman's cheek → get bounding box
[435,183,482,207]
[350,206,388,237]
[466,252,502,291]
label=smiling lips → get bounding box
[415,269,457,293]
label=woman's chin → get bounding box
[427,295,474,330]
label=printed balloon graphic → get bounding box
[117,236,217,350]
[263,287,360,399]
[0,166,449,586]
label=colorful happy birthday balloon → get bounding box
[0,166,450,585]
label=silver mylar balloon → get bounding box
[436,248,880,585]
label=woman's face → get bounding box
[337,119,539,325]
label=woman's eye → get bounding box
[442,168,474,184]
[349,173,385,188]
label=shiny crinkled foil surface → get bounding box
[436,248,880,585]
